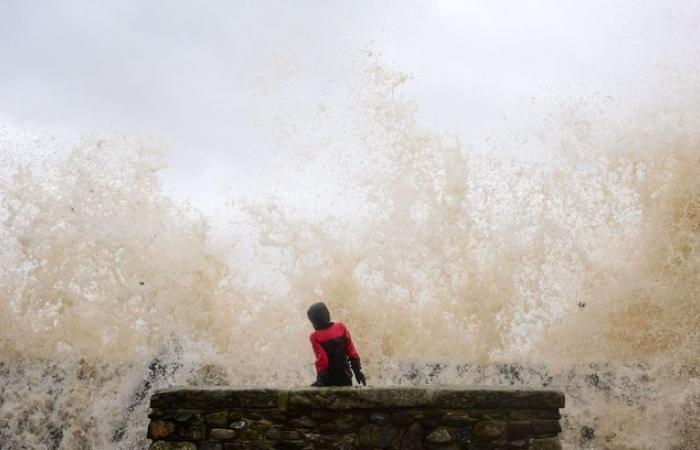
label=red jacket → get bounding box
[310,322,360,386]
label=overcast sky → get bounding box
[1,0,699,210]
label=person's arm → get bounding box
[310,333,329,386]
[343,325,366,385]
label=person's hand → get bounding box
[350,357,367,386]
[354,369,367,386]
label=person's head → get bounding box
[307,302,332,330]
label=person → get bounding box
[307,302,367,387]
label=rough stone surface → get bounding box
[148,386,564,450]
[149,442,197,450]
[473,420,506,439]
[425,427,452,444]
[210,429,237,440]
[148,420,176,439]
[529,437,563,450]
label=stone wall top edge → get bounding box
[150,385,564,410]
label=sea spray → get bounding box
[1,63,698,449]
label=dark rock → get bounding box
[358,426,399,448]
[509,409,560,421]
[507,421,531,440]
[425,427,452,444]
[439,411,477,427]
[531,420,561,437]
[250,419,274,431]
[198,443,222,450]
[210,429,237,441]
[369,413,391,425]
[148,420,176,439]
[288,416,315,428]
[391,412,412,426]
[236,430,262,441]
[271,441,306,450]
[529,437,562,450]
[265,429,301,440]
[401,423,423,450]
[468,410,508,420]
[206,412,230,426]
[509,440,528,448]
[183,426,206,440]
[230,419,248,429]
[150,442,197,450]
[453,429,471,447]
[473,421,506,439]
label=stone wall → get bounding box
[147,386,565,450]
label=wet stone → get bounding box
[148,420,176,439]
[509,439,528,448]
[206,412,230,426]
[473,421,506,439]
[426,427,452,444]
[150,442,197,450]
[210,429,237,441]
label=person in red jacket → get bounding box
[307,302,367,387]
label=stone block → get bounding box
[265,429,302,440]
[400,423,423,450]
[148,420,176,439]
[150,442,197,450]
[509,409,561,421]
[506,421,531,440]
[529,437,562,450]
[473,420,506,439]
[288,416,316,428]
[452,429,472,447]
[531,420,561,437]
[425,427,452,444]
[439,411,477,427]
[206,412,230,426]
[198,443,222,450]
[358,425,399,448]
[369,413,391,425]
[230,419,248,429]
[210,429,237,441]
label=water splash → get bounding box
[0,62,698,449]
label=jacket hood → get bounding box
[307,302,332,330]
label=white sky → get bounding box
[1,0,699,210]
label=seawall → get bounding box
[147,386,565,450]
